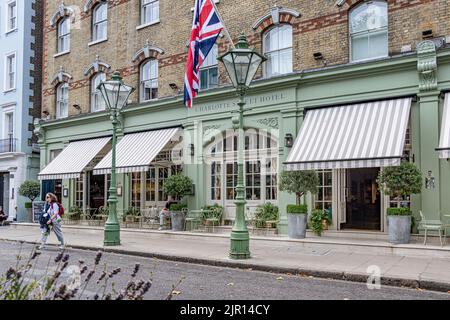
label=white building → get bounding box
[0,0,42,221]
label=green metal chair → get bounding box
[204,209,221,233]
[185,209,203,232]
[418,210,445,246]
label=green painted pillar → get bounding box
[278,107,300,235]
[182,121,200,210]
[418,91,441,220]
[417,40,440,221]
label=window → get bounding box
[92,3,107,42]
[91,73,106,112]
[315,170,332,212]
[200,44,218,90]
[140,59,158,102]
[75,176,84,209]
[245,161,261,200]
[50,149,62,161]
[6,1,17,32]
[350,1,388,62]
[57,17,71,53]
[226,162,238,200]
[263,24,292,77]
[56,83,69,119]
[141,0,159,25]
[157,168,168,201]
[131,172,141,208]
[4,53,16,91]
[265,158,277,201]
[210,162,222,200]
[145,168,156,202]
[5,112,13,140]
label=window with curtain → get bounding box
[57,17,71,53]
[350,1,388,62]
[140,59,158,102]
[56,83,69,119]
[91,73,106,112]
[200,44,218,90]
[141,0,159,25]
[263,24,292,77]
[92,3,108,41]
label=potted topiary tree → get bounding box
[377,162,423,244]
[163,174,193,231]
[18,180,41,222]
[279,170,320,239]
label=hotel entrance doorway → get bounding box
[341,168,381,231]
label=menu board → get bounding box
[32,201,46,223]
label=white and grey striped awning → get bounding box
[438,93,450,159]
[285,98,412,171]
[38,137,111,180]
[93,128,180,175]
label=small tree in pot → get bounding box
[163,174,193,231]
[377,162,422,244]
[279,170,319,239]
[18,180,41,222]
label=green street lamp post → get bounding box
[218,34,266,259]
[97,70,134,246]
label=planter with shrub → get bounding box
[309,209,332,236]
[279,170,320,239]
[377,162,423,244]
[163,174,194,231]
[19,180,40,223]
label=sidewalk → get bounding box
[2,223,450,293]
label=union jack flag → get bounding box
[184,0,224,108]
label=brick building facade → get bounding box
[42,0,450,118]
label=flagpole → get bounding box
[211,0,235,48]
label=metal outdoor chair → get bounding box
[204,209,222,233]
[185,209,204,232]
[418,210,446,246]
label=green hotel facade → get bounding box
[35,39,450,235]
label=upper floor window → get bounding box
[91,73,106,112]
[56,83,69,119]
[58,17,71,53]
[4,112,14,140]
[141,0,159,25]
[140,59,158,102]
[350,1,388,62]
[200,44,218,90]
[263,24,292,78]
[6,1,17,32]
[4,53,16,91]
[92,3,108,42]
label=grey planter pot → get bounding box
[288,213,307,239]
[170,211,186,231]
[388,215,411,244]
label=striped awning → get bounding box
[38,137,111,180]
[285,98,412,170]
[93,128,180,175]
[437,93,450,159]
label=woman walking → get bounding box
[39,192,64,250]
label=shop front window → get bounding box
[211,161,222,201]
[245,161,261,200]
[315,170,333,212]
[265,158,277,201]
[75,176,84,209]
[146,168,156,202]
[158,168,169,201]
[131,172,141,208]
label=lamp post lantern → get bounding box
[97,70,134,246]
[218,34,266,259]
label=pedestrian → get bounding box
[39,192,64,250]
[158,195,176,230]
[0,207,8,226]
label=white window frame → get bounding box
[140,0,160,26]
[140,59,158,102]
[57,17,71,53]
[92,2,108,42]
[91,73,106,112]
[56,82,69,119]
[263,24,293,78]
[349,0,388,62]
[4,52,16,92]
[199,44,218,91]
[2,105,15,141]
[6,0,17,33]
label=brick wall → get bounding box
[42,0,450,118]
